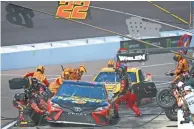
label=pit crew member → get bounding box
[23,65,49,87]
[76,65,87,80]
[49,70,70,95]
[107,60,114,67]
[13,93,29,123]
[170,51,190,83]
[114,64,142,117]
[177,85,194,124]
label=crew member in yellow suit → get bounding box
[107,60,114,67]
[76,65,87,80]
[49,69,70,95]
[170,51,190,83]
[23,65,49,87]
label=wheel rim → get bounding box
[159,90,174,105]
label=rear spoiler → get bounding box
[116,49,149,63]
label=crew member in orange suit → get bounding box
[49,69,70,95]
[76,65,87,80]
[107,60,114,67]
[69,68,77,80]
[170,51,190,83]
[23,65,49,87]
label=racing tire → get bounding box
[156,88,176,109]
[165,105,178,121]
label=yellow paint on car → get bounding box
[93,67,142,93]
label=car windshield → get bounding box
[55,84,107,100]
[94,72,137,82]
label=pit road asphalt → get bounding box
[1,54,178,129]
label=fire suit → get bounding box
[69,69,78,80]
[172,58,189,83]
[24,71,49,87]
[114,68,141,116]
[13,93,28,122]
[49,76,64,95]
[76,68,85,80]
[29,93,48,114]
[30,78,51,97]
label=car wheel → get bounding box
[156,88,176,108]
[165,104,178,121]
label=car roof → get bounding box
[100,67,139,72]
[61,80,105,88]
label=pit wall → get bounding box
[1,29,194,70]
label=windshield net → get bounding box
[94,72,137,82]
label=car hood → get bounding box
[51,95,108,107]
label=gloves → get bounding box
[44,111,49,115]
[169,73,174,76]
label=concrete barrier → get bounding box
[1,42,120,70]
[1,29,194,71]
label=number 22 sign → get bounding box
[56,1,90,19]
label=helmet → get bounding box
[120,63,127,73]
[62,70,70,79]
[107,60,114,67]
[173,53,182,61]
[31,78,40,87]
[79,65,87,73]
[36,65,45,74]
[14,93,26,101]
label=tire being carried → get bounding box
[156,88,176,109]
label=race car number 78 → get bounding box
[56,1,90,19]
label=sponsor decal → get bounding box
[73,106,82,112]
[67,112,87,116]
[72,99,86,104]
[118,54,146,61]
[56,96,102,103]
[120,36,182,50]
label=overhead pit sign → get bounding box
[117,53,148,62]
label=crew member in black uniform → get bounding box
[114,64,142,116]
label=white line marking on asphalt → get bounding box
[2,120,17,129]
[0,74,93,77]
[153,81,170,83]
[155,82,172,86]
[48,78,56,80]
[1,62,174,77]
[140,63,174,68]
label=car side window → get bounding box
[138,70,145,82]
